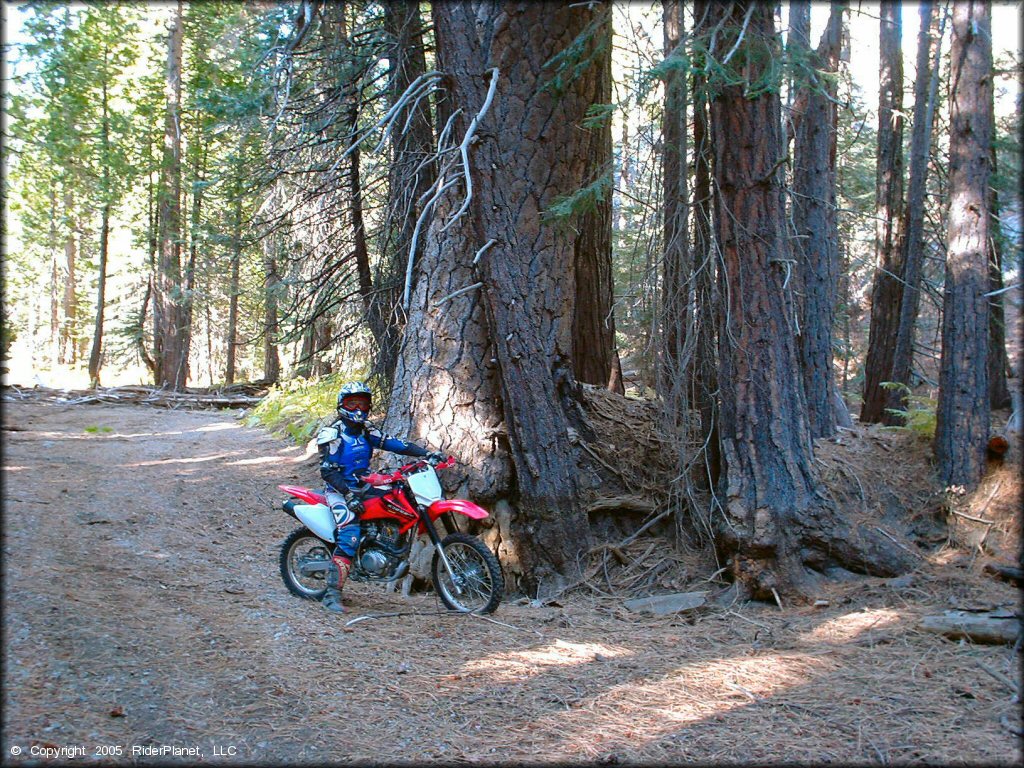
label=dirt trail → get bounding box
[2,400,1020,765]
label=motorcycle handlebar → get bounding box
[361,455,455,486]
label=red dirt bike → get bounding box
[278,456,504,614]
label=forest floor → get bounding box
[2,394,1021,766]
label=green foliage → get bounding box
[881,382,938,438]
[693,14,786,102]
[247,370,377,445]
[581,102,616,130]
[543,6,612,96]
[84,425,113,434]
[543,166,613,224]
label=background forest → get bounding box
[2,1,1021,597]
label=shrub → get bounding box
[882,381,937,438]
[248,373,347,445]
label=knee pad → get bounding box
[331,503,355,529]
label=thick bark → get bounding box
[376,1,435,387]
[935,0,992,490]
[691,6,720,489]
[886,2,942,424]
[791,1,845,438]
[153,1,188,390]
[861,1,906,423]
[572,7,620,393]
[707,3,912,600]
[388,3,604,594]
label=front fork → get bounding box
[416,503,465,596]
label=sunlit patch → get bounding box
[126,452,243,467]
[2,466,29,471]
[27,430,187,440]
[462,639,633,681]
[554,653,826,755]
[800,608,903,643]
[228,456,297,466]
[194,423,239,433]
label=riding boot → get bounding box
[322,555,351,614]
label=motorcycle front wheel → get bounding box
[280,527,332,600]
[431,532,504,614]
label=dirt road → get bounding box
[2,399,1020,765]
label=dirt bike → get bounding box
[278,455,504,614]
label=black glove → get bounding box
[344,489,366,515]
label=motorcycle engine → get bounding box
[358,521,403,576]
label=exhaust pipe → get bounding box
[282,498,300,519]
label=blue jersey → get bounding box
[317,420,426,491]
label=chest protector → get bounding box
[318,424,373,489]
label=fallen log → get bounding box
[7,385,265,410]
[919,608,1022,645]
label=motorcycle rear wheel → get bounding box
[431,532,503,614]
[280,527,332,600]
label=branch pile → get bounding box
[1,384,268,410]
[571,384,683,540]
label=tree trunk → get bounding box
[572,6,620,393]
[935,0,992,490]
[60,188,78,366]
[691,1,720,490]
[705,2,913,600]
[153,1,188,390]
[376,1,435,388]
[861,1,906,423]
[387,3,607,595]
[661,0,689,380]
[263,248,281,385]
[49,188,60,366]
[137,132,157,379]
[886,2,943,424]
[88,63,112,389]
[791,1,846,438]
[225,170,243,386]
[181,136,206,386]
[88,205,110,388]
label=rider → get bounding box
[317,381,441,614]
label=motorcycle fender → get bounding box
[293,503,336,542]
[428,499,489,521]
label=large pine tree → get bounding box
[703,2,912,599]
[935,0,992,489]
[861,1,906,423]
[385,3,614,594]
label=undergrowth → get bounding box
[247,372,372,445]
[881,381,937,438]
